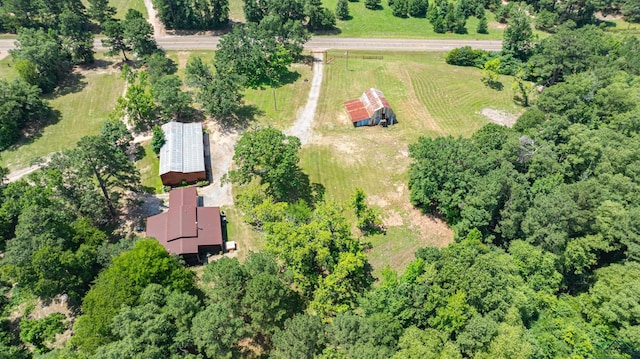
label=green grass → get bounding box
[0,56,19,82]
[243,63,314,130]
[299,50,522,275]
[222,206,264,261]
[0,57,125,171]
[136,141,163,193]
[229,0,246,22]
[602,18,640,36]
[109,0,147,19]
[322,2,504,39]
[227,0,504,39]
[80,0,147,19]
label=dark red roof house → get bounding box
[146,187,224,265]
[344,88,396,127]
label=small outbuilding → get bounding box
[344,88,396,127]
[159,122,206,186]
[146,187,225,265]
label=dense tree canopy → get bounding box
[230,128,309,202]
[153,0,230,30]
[0,79,53,151]
[71,239,195,352]
[10,28,72,93]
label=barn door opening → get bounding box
[380,109,388,127]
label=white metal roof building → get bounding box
[159,122,206,186]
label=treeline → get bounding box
[447,14,640,92]
[403,24,640,356]
[152,0,336,31]
[0,119,142,356]
[152,0,230,30]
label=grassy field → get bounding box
[0,56,19,81]
[222,206,264,260]
[0,56,125,171]
[109,0,147,19]
[299,50,521,275]
[226,0,503,38]
[602,18,640,36]
[229,0,246,22]
[80,0,147,19]
[136,141,163,193]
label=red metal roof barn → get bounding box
[344,88,396,127]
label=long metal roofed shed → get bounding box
[159,122,206,186]
[344,88,396,127]
[146,187,224,265]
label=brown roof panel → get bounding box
[197,207,223,245]
[169,186,198,207]
[344,99,370,122]
[146,212,169,244]
[145,187,224,256]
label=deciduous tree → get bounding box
[10,28,71,93]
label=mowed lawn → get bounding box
[136,141,163,193]
[226,0,503,38]
[0,56,125,171]
[80,0,146,18]
[300,51,522,275]
[110,0,147,18]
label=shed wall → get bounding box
[161,170,207,186]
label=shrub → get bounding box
[392,0,409,17]
[151,125,166,155]
[477,14,488,33]
[336,0,350,19]
[408,0,428,17]
[445,46,491,67]
[365,0,381,10]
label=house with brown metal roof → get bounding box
[159,122,206,186]
[344,88,396,127]
[146,187,224,265]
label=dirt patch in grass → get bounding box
[176,51,190,70]
[481,108,520,127]
[383,209,403,227]
[407,208,454,247]
[490,21,507,29]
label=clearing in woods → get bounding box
[108,0,148,19]
[300,50,522,275]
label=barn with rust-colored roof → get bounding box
[146,187,224,265]
[344,88,396,127]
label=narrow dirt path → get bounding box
[285,52,324,146]
[143,0,166,37]
[6,159,49,183]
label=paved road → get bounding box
[0,36,502,54]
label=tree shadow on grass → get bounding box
[8,107,62,150]
[217,104,264,133]
[488,81,504,91]
[48,72,88,98]
[312,26,344,35]
[279,70,301,86]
